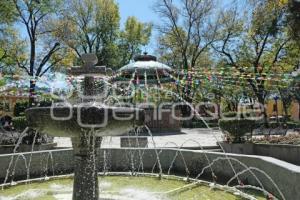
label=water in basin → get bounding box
[0,175,265,200]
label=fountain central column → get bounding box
[70,54,103,200]
[72,136,101,200]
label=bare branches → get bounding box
[212,31,239,68]
[156,0,217,69]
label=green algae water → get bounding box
[0,176,265,200]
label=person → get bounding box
[1,116,12,131]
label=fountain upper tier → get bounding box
[25,53,145,138]
[26,105,144,137]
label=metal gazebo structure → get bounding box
[114,53,181,133]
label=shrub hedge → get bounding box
[221,111,260,119]
[221,112,237,118]
[13,101,29,117]
[12,116,28,132]
[285,121,300,129]
[219,119,258,142]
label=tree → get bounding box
[0,1,21,74]
[155,0,219,70]
[56,0,152,68]
[8,0,68,106]
[213,2,300,124]
[0,0,17,26]
[55,0,120,67]
[154,0,219,120]
[274,0,300,43]
[0,27,26,76]
[118,17,152,66]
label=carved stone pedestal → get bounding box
[71,136,102,200]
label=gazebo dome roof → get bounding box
[119,61,172,74]
[118,53,173,74]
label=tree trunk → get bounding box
[283,104,289,122]
[298,100,300,121]
[29,79,36,107]
[257,95,268,126]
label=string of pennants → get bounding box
[168,71,300,90]
[175,69,295,81]
[64,68,300,90]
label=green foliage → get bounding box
[0,27,26,74]
[38,100,52,107]
[55,0,152,68]
[219,119,258,142]
[222,112,238,118]
[221,111,259,119]
[13,101,29,117]
[13,100,52,117]
[285,121,300,129]
[250,1,282,36]
[0,1,17,24]
[12,116,27,132]
[213,1,300,125]
[287,0,300,43]
[118,16,152,66]
[0,78,5,87]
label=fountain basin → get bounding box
[0,174,265,200]
[25,105,145,137]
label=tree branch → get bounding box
[35,42,60,76]
[16,58,30,75]
[272,38,291,65]
[39,58,63,77]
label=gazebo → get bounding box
[117,53,173,84]
[115,53,181,133]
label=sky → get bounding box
[116,0,160,54]
[116,0,159,25]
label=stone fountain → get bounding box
[25,54,144,200]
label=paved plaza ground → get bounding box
[54,128,223,149]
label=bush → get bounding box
[222,112,238,118]
[38,100,52,107]
[267,121,300,129]
[222,111,260,119]
[285,121,300,129]
[12,116,28,132]
[219,119,258,142]
[269,122,279,129]
[13,101,29,117]
[13,100,52,117]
